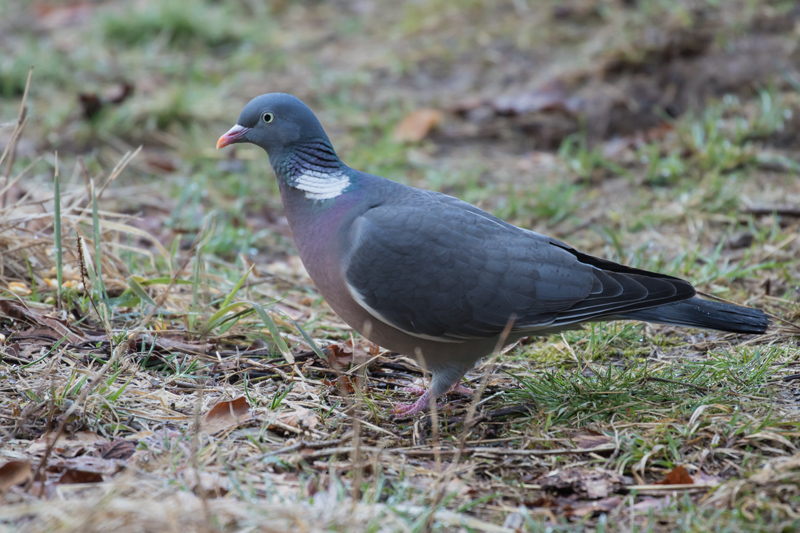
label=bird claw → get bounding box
[450,384,474,396]
[401,382,472,396]
[392,394,435,417]
[392,382,472,417]
[400,385,427,396]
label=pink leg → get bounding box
[392,381,473,416]
[450,383,474,396]
[401,385,427,396]
[402,382,472,396]
[392,389,435,417]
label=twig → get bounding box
[249,437,348,462]
[744,204,800,217]
[623,483,713,492]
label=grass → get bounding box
[1,0,800,531]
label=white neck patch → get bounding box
[292,170,350,200]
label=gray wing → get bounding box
[344,191,694,341]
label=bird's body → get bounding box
[218,93,769,416]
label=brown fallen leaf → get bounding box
[325,340,370,370]
[144,153,179,173]
[139,333,211,355]
[655,465,693,485]
[393,109,443,143]
[490,82,579,117]
[567,429,613,450]
[78,82,134,120]
[27,431,107,456]
[601,122,674,158]
[56,468,104,484]
[0,300,86,344]
[95,439,137,460]
[200,397,253,434]
[274,407,319,431]
[633,496,675,512]
[336,375,356,395]
[181,467,230,498]
[0,460,32,492]
[48,456,124,478]
[566,496,623,518]
[540,467,630,499]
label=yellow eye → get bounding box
[261,112,274,124]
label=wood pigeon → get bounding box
[217,93,769,417]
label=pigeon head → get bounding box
[216,93,332,158]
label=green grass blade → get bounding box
[221,264,254,309]
[199,301,256,336]
[91,179,108,307]
[127,276,160,309]
[289,317,327,363]
[53,152,62,307]
[248,301,293,364]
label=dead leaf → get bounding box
[540,468,629,499]
[393,109,443,143]
[200,397,253,434]
[491,82,579,116]
[336,375,356,394]
[0,460,32,492]
[567,429,613,450]
[655,465,693,485]
[567,496,623,518]
[601,122,674,159]
[274,407,319,431]
[325,340,370,370]
[693,470,723,486]
[27,431,106,456]
[633,496,674,512]
[0,300,86,344]
[56,469,104,484]
[144,153,179,173]
[95,439,137,460]
[140,333,211,355]
[181,467,230,498]
[78,82,134,119]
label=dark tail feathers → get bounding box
[621,297,769,334]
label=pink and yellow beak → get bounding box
[216,124,250,149]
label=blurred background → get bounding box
[1,0,799,288]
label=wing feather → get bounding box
[343,189,694,340]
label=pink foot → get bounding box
[402,383,472,396]
[393,389,434,417]
[392,382,473,417]
[450,384,474,396]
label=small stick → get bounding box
[744,204,800,217]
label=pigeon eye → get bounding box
[261,112,274,124]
